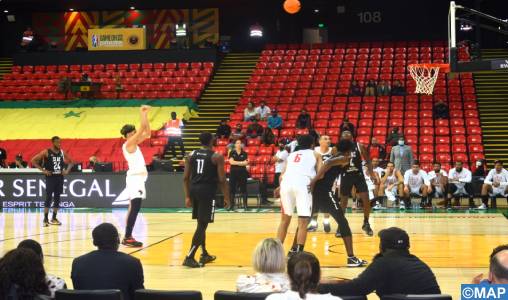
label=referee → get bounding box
[32,136,74,227]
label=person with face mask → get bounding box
[447,161,474,208]
[389,137,414,174]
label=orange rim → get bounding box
[408,63,450,73]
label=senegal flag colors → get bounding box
[0,99,198,139]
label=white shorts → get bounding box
[280,183,312,217]
[490,186,508,197]
[385,186,398,201]
[433,186,444,197]
[409,185,423,196]
[366,178,376,200]
[126,175,147,200]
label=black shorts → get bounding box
[340,171,368,195]
[191,184,217,223]
[312,186,333,214]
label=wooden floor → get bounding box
[0,208,507,299]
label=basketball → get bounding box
[283,0,301,14]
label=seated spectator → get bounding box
[88,156,98,169]
[349,80,362,96]
[230,124,246,145]
[58,77,71,99]
[267,110,283,134]
[255,101,271,121]
[364,80,377,96]
[216,119,232,139]
[368,137,386,161]
[0,248,52,299]
[0,146,6,168]
[323,227,440,297]
[18,239,66,298]
[433,100,449,119]
[447,161,474,208]
[376,80,391,96]
[480,160,508,210]
[339,117,355,137]
[237,238,290,293]
[386,127,401,146]
[267,252,340,300]
[261,128,276,146]
[71,223,144,300]
[473,244,508,284]
[296,109,312,129]
[9,153,28,168]
[81,73,92,83]
[391,80,406,96]
[246,119,264,139]
[473,159,488,177]
[115,76,123,99]
[244,102,258,121]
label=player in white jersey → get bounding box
[379,161,404,205]
[308,135,333,233]
[480,160,508,209]
[370,157,384,209]
[448,161,474,208]
[427,162,448,207]
[275,135,321,255]
[119,105,151,247]
[403,161,431,209]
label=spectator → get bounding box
[390,137,414,174]
[17,239,67,298]
[9,153,28,168]
[386,127,401,146]
[71,223,144,300]
[244,102,258,121]
[236,238,290,293]
[216,119,232,139]
[323,227,440,297]
[262,128,276,146]
[339,117,355,137]
[364,80,377,96]
[229,140,249,210]
[267,252,340,300]
[480,160,508,210]
[231,123,246,144]
[256,101,271,121]
[58,77,71,100]
[448,161,474,208]
[473,244,508,284]
[296,109,312,129]
[115,76,124,99]
[88,156,98,169]
[246,119,264,139]
[349,80,362,96]
[0,248,51,299]
[267,109,283,135]
[433,100,449,119]
[391,80,406,96]
[473,159,488,177]
[0,146,6,168]
[162,112,185,159]
[376,80,391,96]
[272,141,289,188]
[81,73,92,83]
[368,137,386,161]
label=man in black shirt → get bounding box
[323,227,441,297]
[9,154,28,168]
[31,136,74,227]
[296,109,312,129]
[71,223,144,300]
[216,119,232,139]
[0,146,7,168]
[183,132,230,268]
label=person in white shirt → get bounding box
[447,161,475,208]
[266,252,341,300]
[272,142,289,188]
[379,162,404,206]
[370,158,384,209]
[480,160,508,209]
[244,101,259,121]
[427,162,448,208]
[255,100,271,121]
[236,238,290,293]
[403,161,431,209]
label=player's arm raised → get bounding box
[214,153,230,208]
[61,150,75,175]
[31,149,51,176]
[183,155,192,207]
[125,105,151,153]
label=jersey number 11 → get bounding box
[196,159,205,174]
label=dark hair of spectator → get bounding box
[287,251,321,299]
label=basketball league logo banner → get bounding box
[87,28,146,50]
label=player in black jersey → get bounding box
[338,131,375,236]
[182,132,230,268]
[31,136,74,227]
[310,144,368,267]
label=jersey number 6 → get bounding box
[293,154,302,162]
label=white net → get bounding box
[408,65,442,95]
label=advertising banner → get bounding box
[88,28,146,51]
[0,173,183,208]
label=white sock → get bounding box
[310,219,318,226]
[323,218,330,225]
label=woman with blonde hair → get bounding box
[236,238,290,293]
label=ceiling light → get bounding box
[69,8,74,11]
[130,6,135,10]
[4,10,9,13]
[314,9,319,13]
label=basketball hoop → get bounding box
[408,63,450,95]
